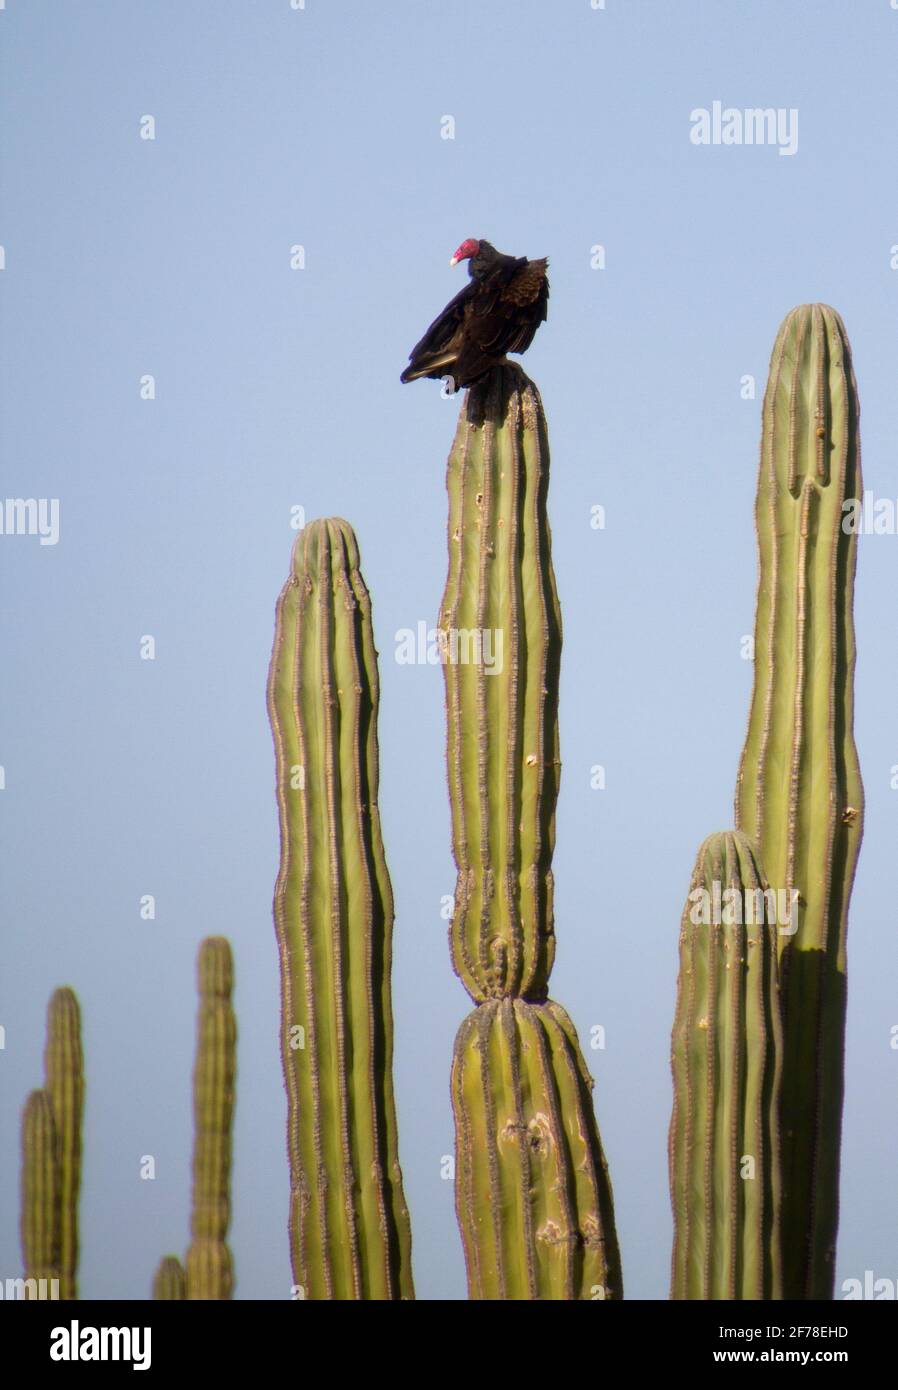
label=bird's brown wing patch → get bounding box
[501,258,548,307]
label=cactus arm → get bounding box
[267,518,414,1300]
[153,1255,186,1300]
[20,1089,59,1295]
[735,305,863,1299]
[668,832,783,1300]
[43,987,83,1301]
[185,937,236,1299]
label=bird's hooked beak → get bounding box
[449,255,459,267]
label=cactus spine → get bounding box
[153,1255,186,1300]
[735,305,863,1299]
[669,831,783,1300]
[441,365,621,1300]
[44,987,84,1300]
[268,517,414,1300]
[20,1090,59,1297]
[185,937,236,1299]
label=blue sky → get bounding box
[2,1,897,1300]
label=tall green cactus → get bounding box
[735,305,863,1299]
[267,517,414,1300]
[185,936,236,1300]
[441,366,559,1003]
[44,987,84,1300]
[440,365,621,1300]
[669,830,783,1300]
[20,1089,59,1298]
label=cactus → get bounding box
[153,1255,186,1300]
[452,998,621,1300]
[668,830,783,1300]
[735,305,863,1299]
[18,987,84,1300]
[185,936,236,1299]
[440,365,621,1300]
[267,517,414,1300]
[20,1089,60,1298]
[441,364,559,1002]
[44,987,84,1300]
[151,938,236,1299]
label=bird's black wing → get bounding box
[408,255,523,361]
[405,280,477,364]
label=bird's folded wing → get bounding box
[406,282,474,362]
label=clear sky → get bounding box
[2,1,897,1301]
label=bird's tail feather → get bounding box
[400,350,457,384]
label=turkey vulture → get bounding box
[400,238,549,388]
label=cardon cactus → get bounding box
[441,364,559,1002]
[20,1089,59,1298]
[44,987,84,1300]
[668,830,783,1300]
[735,305,863,1299]
[153,1255,186,1301]
[185,936,236,1299]
[452,998,621,1300]
[440,365,621,1300]
[267,517,414,1300]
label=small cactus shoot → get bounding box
[153,1255,187,1301]
[20,1090,59,1297]
[669,831,783,1300]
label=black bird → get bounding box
[400,238,549,388]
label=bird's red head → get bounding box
[449,238,480,267]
